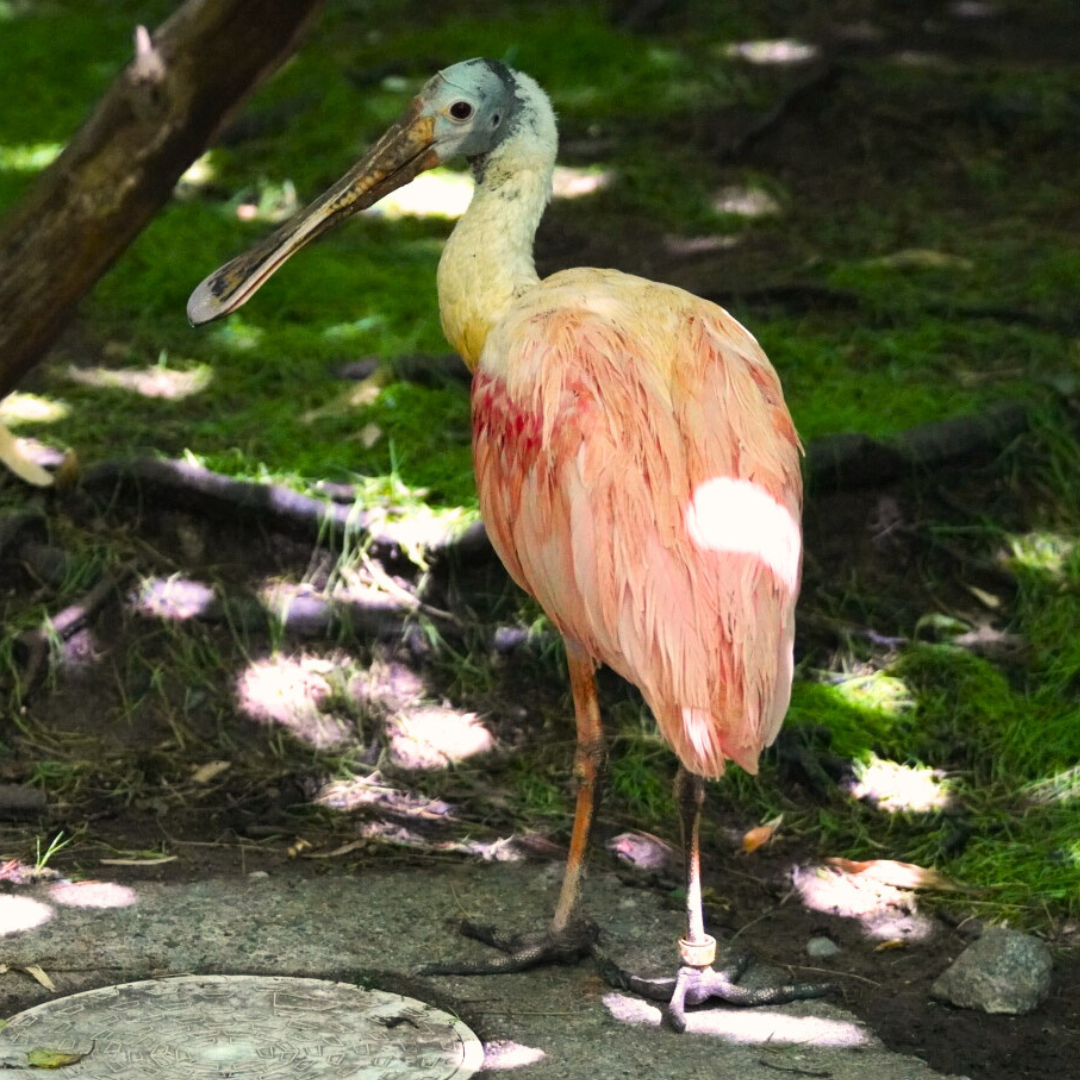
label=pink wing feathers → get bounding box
[472,269,802,778]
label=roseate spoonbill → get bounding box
[188,58,829,1029]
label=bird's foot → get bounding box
[594,943,834,1033]
[419,917,600,976]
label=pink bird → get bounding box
[189,58,829,1029]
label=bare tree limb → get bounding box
[0,0,326,400]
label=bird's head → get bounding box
[187,58,554,325]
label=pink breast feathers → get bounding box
[472,372,544,464]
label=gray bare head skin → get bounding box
[186,57,533,326]
[419,57,524,164]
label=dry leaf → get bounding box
[965,584,1001,610]
[26,1047,90,1068]
[190,760,231,785]
[742,814,784,854]
[606,830,676,872]
[99,855,177,867]
[0,423,53,487]
[875,939,907,952]
[21,965,55,991]
[827,857,959,892]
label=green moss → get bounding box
[3,0,1080,926]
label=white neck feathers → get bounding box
[436,76,557,369]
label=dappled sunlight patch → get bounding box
[482,1040,547,1071]
[1026,765,1080,805]
[663,234,740,257]
[685,477,800,593]
[849,754,953,813]
[350,659,425,714]
[792,863,938,942]
[602,993,869,1044]
[1009,531,1076,579]
[333,817,526,861]
[0,141,62,171]
[0,392,69,426]
[723,39,820,65]
[359,165,612,221]
[235,178,299,223]
[373,504,477,565]
[831,671,915,720]
[0,896,52,936]
[236,654,354,749]
[176,151,215,192]
[387,705,494,770]
[66,361,212,400]
[712,185,782,218]
[130,576,217,621]
[208,317,264,352]
[48,880,136,909]
[552,166,612,200]
[365,168,474,220]
[322,315,384,342]
[364,824,529,860]
[315,772,454,820]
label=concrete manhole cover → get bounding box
[0,975,483,1078]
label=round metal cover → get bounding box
[0,975,483,1079]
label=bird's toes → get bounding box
[420,917,599,977]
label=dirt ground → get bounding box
[3,2,1080,1078]
[2,461,1078,1080]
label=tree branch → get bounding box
[0,0,325,399]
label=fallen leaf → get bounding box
[26,1047,90,1068]
[0,423,53,486]
[21,965,55,991]
[287,838,313,859]
[742,814,784,854]
[606,830,676,871]
[827,857,959,892]
[874,939,907,952]
[190,760,231,785]
[964,584,1001,609]
[99,855,177,867]
[953,623,1027,660]
[915,612,970,640]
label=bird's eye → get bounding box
[449,101,473,121]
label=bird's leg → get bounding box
[420,639,604,976]
[550,641,605,935]
[595,767,833,1031]
[677,766,711,956]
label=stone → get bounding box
[931,926,1052,1014]
[806,935,840,959]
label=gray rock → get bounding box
[806,935,840,958]
[932,926,1052,1014]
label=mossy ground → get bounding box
[2,0,1080,957]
